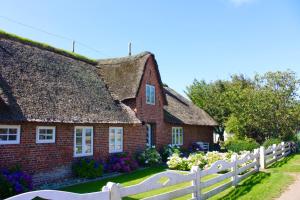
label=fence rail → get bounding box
[6,141,293,200]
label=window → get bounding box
[172,127,183,146]
[0,125,20,145]
[146,84,155,105]
[36,126,55,143]
[109,127,123,153]
[74,127,93,157]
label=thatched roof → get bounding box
[0,36,140,124]
[164,87,218,126]
[97,52,167,104]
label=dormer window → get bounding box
[146,84,155,105]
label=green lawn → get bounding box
[61,154,300,199]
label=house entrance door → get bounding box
[146,124,153,147]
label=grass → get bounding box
[0,29,97,64]
[61,154,299,199]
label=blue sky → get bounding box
[1,0,300,95]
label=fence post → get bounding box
[253,148,260,172]
[281,142,285,157]
[102,182,121,200]
[259,146,265,169]
[272,144,277,161]
[191,166,201,200]
[231,154,238,187]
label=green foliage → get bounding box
[72,158,103,179]
[263,138,282,148]
[166,153,189,170]
[187,70,300,143]
[136,147,162,166]
[160,145,181,162]
[187,153,207,169]
[224,137,259,152]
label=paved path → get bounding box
[277,173,300,200]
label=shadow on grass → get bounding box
[215,172,271,200]
[62,166,166,193]
[267,153,296,169]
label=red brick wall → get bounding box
[129,55,166,148]
[163,123,214,149]
[0,122,144,184]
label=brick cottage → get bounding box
[0,32,217,184]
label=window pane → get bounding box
[39,129,46,134]
[146,86,150,102]
[179,133,183,145]
[85,145,91,153]
[39,134,46,140]
[86,135,91,144]
[116,133,121,141]
[116,145,122,150]
[110,128,115,134]
[76,128,83,135]
[8,135,17,141]
[150,87,155,103]
[76,146,82,154]
[76,136,82,145]
[110,144,115,151]
[172,133,175,144]
[46,129,53,134]
[0,128,7,134]
[0,135,8,141]
[46,135,53,140]
[86,128,92,136]
[9,128,17,134]
[110,133,115,142]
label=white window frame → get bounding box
[0,125,21,145]
[109,127,123,153]
[36,126,56,144]
[74,126,93,157]
[146,84,155,105]
[172,127,183,146]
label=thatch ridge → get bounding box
[0,29,97,65]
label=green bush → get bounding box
[224,137,259,153]
[263,138,281,148]
[136,147,162,166]
[160,145,181,162]
[167,151,233,171]
[72,158,103,179]
[167,153,189,170]
[187,153,207,169]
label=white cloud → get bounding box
[229,0,255,7]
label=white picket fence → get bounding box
[6,142,293,200]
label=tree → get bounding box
[186,70,300,142]
[186,74,253,141]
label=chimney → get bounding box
[128,42,132,56]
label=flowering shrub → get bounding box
[206,151,226,166]
[167,153,189,170]
[72,158,103,178]
[105,153,138,173]
[0,167,32,199]
[137,146,162,166]
[187,153,207,169]
[167,151,238,171]
[160,144,181,162]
